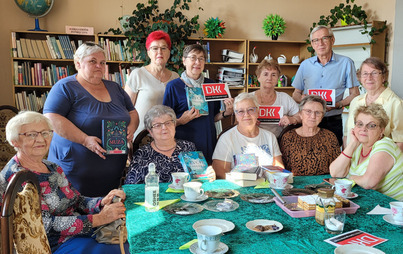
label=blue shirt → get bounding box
[292,52,360,116]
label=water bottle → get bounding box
[145,163,159,212]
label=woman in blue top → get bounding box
[163,44,233,164]
[44,42,139,197]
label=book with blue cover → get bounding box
[102,120,127,154]
[178,151,209,180]
[185,87,209,115]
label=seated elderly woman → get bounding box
[212,92,284,179]
[0,111,129,253]
[280,95,340,175]
[330,104,403,201]
[125,105,198,184]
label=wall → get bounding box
[0,0,397,106]
[391,0,403,98]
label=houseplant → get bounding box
[204,17,226,38]
[106,0,202,72]
[262,14,286,40]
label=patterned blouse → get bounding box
[280,128,340,176]
[0,156,102,252]
[125,139,196,184]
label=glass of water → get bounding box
[325,210,346,234]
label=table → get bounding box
[123,175,402,254]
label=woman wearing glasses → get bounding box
[124,105,197,184]
[330,104,403,201]
[280,95,340,175]
[212,93,283,179]
[163,44,233,164]
[125,30,179,140]
[344,57,403,151]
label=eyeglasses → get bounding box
[19,130,53,140]
[311,35,332,44]
[151,120,175,129]
[186,55,205,62]
[354,121,378,130]
[235,107,258,116]
[360,71,383,78]
[302,109,324,117]
[149,46,169,52]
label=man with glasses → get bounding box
[292,25,360,146]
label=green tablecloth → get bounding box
[123,175,402,254]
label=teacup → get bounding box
[270,172,289,188]
[196,225,222,253]
[171,172,190,189]
[183,182,204,200]
[390,201,403,223]
[334,179,352,198]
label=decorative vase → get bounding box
[272,34,278,40]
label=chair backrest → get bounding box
[1,170,51,254]
[129,129,153,161]
[277,123,302,145]
[0,105,19,170]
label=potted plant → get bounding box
[262,14,286,40]
[204,17,226,38]
[106,0,202,72]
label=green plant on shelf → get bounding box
[262,14,286,39]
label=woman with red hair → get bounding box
[125,30,179,140]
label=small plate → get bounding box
[163,202,203,215]
[181,194,208,202]
[282,188,315,196]
[305,183,332,192]
[206,189,240,199]
[271,183,293,190]
[189,241,229,254]
[240,193,274,203]
[246,219,283,234]
[203,199,239,212]
[334,244,385,254]
[346,192,359,199]
[383,214,403,226]
[193,219,235,233]
[168,184,183,190]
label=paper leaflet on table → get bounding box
[308,89,336,107]
[258,105,284,124]
[202,83,231,102]
[367,205,392,215]
[324,229,388,247]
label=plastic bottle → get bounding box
[145,163,159,212]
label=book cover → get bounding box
[35,40,46,59]
[258,105,284,124]
[178,151,209,180]
[324,229,388,247]
[56,39,66,59]
[186,86,209,115]
[41,40,52,59]
[102,120,127,154]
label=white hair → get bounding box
[234,92,259,110]
[73,42,105,66]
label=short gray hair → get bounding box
[310,25,334,41]
[6,111,53,151]
[144,105,177,130]
[354,103,389,129]
[299,95,326,112]
[74,42,105,66]
[234,92,259,110]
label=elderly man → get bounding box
[292,25,360,146]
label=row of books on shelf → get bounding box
[217,66,245,87]
[13,61,74,87]
[11,32,83,60]
[15,90,48,111]
[98,38,137,62]
[104,65,137,87]
[221,49,244,63]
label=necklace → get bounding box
[361,147,372,158]
[153,141,176,152]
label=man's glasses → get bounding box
[302,109,324,117]
[19,130,53,140]
[354,121,378,130]
[151,120,175,129]
[235,107,258,116]
[311,35,332,44]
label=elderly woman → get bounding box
[251,59,301,137]
[330,104,403,201]
[43,42,138,197]
[163,44,233,164]
[212,92,283,179]
[0,111,129,253]
[280,95,340,175]
[125,105,196,184]
[344,57,403,151]
[125,30,179,140]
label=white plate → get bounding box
[181,194,208,202]
[245,219,283,234]
[203,199,239,212]
[346,192,359,199]
[168,184,183,190]
[334,244,385,254]
[193,219,235,233]
[383,214,403,226]
[271,184,293,190]
[189,241,229,254]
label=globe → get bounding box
[14,0,54,31]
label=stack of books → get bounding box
[217,67,245,88]
[221,49,244,63]
[226,154,264,187]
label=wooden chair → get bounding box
[0,105,19,170]
[277,123,302,144]
[1,170,51,254]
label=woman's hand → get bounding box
[223,98,234,115]
[93,202,126,227]
[348,128,360,148]
[206,166,216,182]
[101,189,126,206]
[279,115,294,127]
[177,107,201,126]
[83,136,107,159]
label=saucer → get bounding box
[181,194,208,202]
[271,183,293,190]
[346,192,358,199]
[383,214,403,226]
[193,219,235,233]
[189,241,229,254]
[246,219,283,234]
[168,184,184,190]
[334,244,385,254]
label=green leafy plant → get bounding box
[306,0,387,55]
[262,14,286,39]
[106,0,202,72]
[203,17,226,38]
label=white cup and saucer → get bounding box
[168,172,190,190]
[181,182,208,202]
[268,172,292,189]
[189,225,229,254]
[383,201,403,226]
[333,179,357,199]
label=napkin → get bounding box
[255,180,270,189]
[367,205,392,215]
[179,239,198,250]
[166,187,184,193]
[134,199,181,209]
